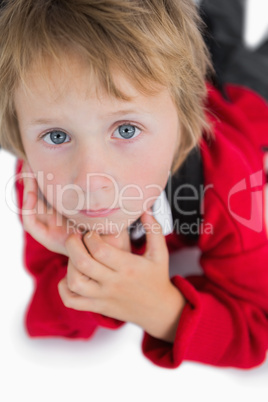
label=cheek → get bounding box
[29,162,74,211]
[138,140,176,185]
[118,148,173,212]
[36,177,83,214]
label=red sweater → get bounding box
[15,83,268,369]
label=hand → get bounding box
[100,228,131,253]
[21,161,76,256]
[58,211,186,342]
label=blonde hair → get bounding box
[0,0,213,173]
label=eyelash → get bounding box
[39,121,144,149]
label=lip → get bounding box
[79,208,120,217]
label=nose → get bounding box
[72,147,116,194]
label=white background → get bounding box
[1,1,268,401]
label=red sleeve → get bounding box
[15,160,125,338]
[141,85,268,369]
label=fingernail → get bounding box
[91,231,100,239]
[84,231,97,241]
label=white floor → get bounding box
[1,3,268,400]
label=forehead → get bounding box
[16,56,108,103]
[14,54,171,117]
[15,51,164,102]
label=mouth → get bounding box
[79,208,120,217]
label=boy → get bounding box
[0,0,268,370]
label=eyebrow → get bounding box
[106,109,143,117]
[28,109,146,127]
[28,118,60,127]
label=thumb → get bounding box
[140,210,168,262]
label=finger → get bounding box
[101,230,131,252]
[83,231,131,271]
[22,165,39,198]
[22,189,44,230]
[22,189,44,228]
[22,173,54,234]
[22,190,56,247]
[66,258,101,298]
[65,233,112,282]
[21,168,43,217]
[22,163,51,213]
[140,211,168,263]
[58,277,102,312]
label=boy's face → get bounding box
[14,57,179,234]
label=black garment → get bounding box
[200,0,268,101]
[164,146,204,245]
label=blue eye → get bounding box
[114,124,141,140]
[43,130,70,145]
